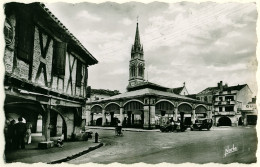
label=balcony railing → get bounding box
[214,100,235,105]
[214,111,236,115]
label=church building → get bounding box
[85,22,211,129]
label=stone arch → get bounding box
[155,100,175,115]
[104,102,120,111]
[156,99,175,106]
[178,103,192,113]
[123,99,144,107]
[218,116,232,126]
[4,101,45,139]
[105,102,120,126]
[50,106,68,141]
[91,104,103,114]
[195,105,208,118]
[124,100,143,112]
[178,103,193,125]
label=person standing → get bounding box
[7,120,16,149]
[26,121,32,144]
[15,117,27,149]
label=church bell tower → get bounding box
[128,22,145,87]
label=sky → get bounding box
[46,1,258,95]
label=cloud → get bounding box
[46,2,257,95]
[121,18,133,25]
[76,10,101,22]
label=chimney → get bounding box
[252,96,256,103]
[218,81,223,91]
[224,83,228,88]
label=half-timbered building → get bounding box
[4,2,98,143]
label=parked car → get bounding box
[160,121,187,132]
[190,118,213,131]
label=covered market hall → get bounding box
[86,82,212,129]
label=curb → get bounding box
[48,143,104,164]
[89,127,160,132]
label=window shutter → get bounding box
[86,86,91,98]
[76,60,82,87]
[53,41,67,77]
[17,16,35,63]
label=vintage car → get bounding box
[160,121,188,132]
[190,118,213,131]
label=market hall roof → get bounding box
[87,87,209,105]
[5,2,98,65]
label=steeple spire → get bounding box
[128,21,145,88]
[134,22,141,48]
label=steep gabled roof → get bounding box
[223,84,247,91]
[167,87,184,94]
[197,87,219,95]
[127,81,169,92]
[91,89,120,96]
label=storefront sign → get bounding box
[242,104,256,111]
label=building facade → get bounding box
[240,97,257,126]
[213,83,253,126]
[4,3,98,142]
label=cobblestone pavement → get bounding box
[68,126,257,164]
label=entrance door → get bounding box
[218,117,232,126]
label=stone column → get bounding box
[192,109,196,124]
[120,107,124,124]
[42,106,50,141]
[143,105,149,129]
[36,114,43,133]
[102,109,106,126]
[174,107,178,121]
[127,111,132,126]
[85,110,91,126]
[56,114,63,136]
[143,105,155,129]
[110,112,114,125]
[150,105,156,128]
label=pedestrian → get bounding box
[7,120,16,150]
[14,117,27,149]
[117,120,122,136]
[56,137,63,148]
[25,121,32,144]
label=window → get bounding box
[138,65,143,77]
[4,18,14,48]
[52,41,67,77]
[219,107,223,112]
[76,60,82,87]
[225,106,234,112]
[204,96,208,102]
[219,97,223,101]
[16,16,35,63]
[226,96,234,101]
